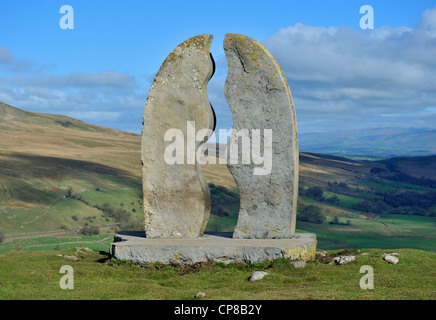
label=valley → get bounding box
[1,102,435,253]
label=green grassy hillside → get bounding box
[1,102,435,254]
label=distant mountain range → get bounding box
[299,127,436,158]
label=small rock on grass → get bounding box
[316,251,327,257]
[332,256,356,265]
[384,255,399,264]
[64,255,79,261]
[291,261,306,268]
[195,292,206,299]
[56,254,79,261]
[249,271,269,282]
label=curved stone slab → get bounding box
[142,35,215,238]
[224,33,299,239]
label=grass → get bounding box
[357,179,432,193]
[0,235,113,254]
[0,152,143,235]
[0,248,434,300]
[323,192,363,208]
[357,180,397,192]
[64,138,114,148]
[297,211,436,252]
[205,214,238,233]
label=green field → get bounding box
[0,248,434,300]
[3,210,434,255]
[323,192,363,208]
[358,179,431,193]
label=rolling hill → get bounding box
[299,127,436,158]
[1,102,435,253]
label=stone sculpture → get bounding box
[141,34,215,238]
[223,33,299,239]
[111,34,316,265]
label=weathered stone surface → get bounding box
[334,256,356,265]
[317,251,327,257]
[249,271,269,282]
[223,34,299,239]
[384,255,399,264]
[195,292,207,299]
[110,232,317,265]
[290,260,306,268]
[141,35,215,238]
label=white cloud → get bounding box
[419,7,436,37]
[1,71,138,89]
[0,68,145,132]
[263,7,436,133]
[0,45,55,73]
[0,46,14,64]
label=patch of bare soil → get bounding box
[313,249,359,264]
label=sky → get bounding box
[0,0,435,135]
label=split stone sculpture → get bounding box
[111,34,316,265]
[141,34,215,238]
[224,33,299,239]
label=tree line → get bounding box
[351,190,436,216]
[300,182,436,217]
[370,166,436,188]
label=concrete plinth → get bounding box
[110,232,317,265]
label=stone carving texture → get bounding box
[224,34,299,239]
[141,35,215,238]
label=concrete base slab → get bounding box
[110,232,317,265]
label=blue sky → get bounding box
[1,0,436,134]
